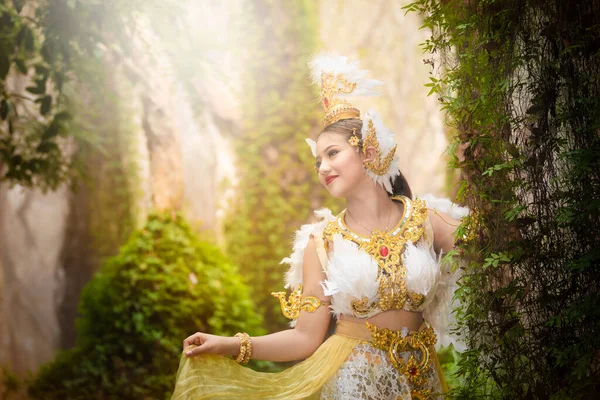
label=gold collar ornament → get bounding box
[322,196,429,316]
[305,54,401,193]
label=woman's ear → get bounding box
[363,145,378,163]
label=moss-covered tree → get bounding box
[224,0,341,331]
[406,0,600,398]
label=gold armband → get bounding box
[271,284,324,320]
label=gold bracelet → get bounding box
[234,332,252,364]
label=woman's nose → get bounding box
[319,162,331,175]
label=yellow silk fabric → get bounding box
[171,334,361,399]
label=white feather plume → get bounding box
[308,53,383,98]
[305,138,317,158]
[362,109,401,193]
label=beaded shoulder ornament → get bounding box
[306,54,401,193]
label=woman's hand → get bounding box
[183,332,239,358]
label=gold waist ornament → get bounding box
[366,322,437,400]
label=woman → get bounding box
[171,54,467,399]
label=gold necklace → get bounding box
[346,197,393,235]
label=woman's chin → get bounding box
[325,184,348,198]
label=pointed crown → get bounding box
[308,54,382,127]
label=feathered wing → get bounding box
[279,208,335,327]
[420,194,469,351]
[281,208,335,290]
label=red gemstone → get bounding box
[323,97,329,108]
[409,367,418,375]
[379,246,389,257]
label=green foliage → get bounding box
[223,0,341,332]
[0,367,22,400]
[0,0,192,190]
[29,212,265,400]
[0,0,106,189]
[406,0,600,398]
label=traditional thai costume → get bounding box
[171,55,467,400]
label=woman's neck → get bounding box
[344,185,402,234]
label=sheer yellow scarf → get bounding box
[171,335,360,399]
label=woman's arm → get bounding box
[428,209,461,254]
[183,236,331,362]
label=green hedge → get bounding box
[29,212,264,399]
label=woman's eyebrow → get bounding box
[316,145,337,159]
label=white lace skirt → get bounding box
[320,342,445,399]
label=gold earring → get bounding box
[348,128,361,148]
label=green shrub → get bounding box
[29,212,265,400]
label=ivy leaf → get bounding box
[34,64,49,75]
[42,119,60,140]
[0,54,10,80]
[12,0,25,13]
[39,95,52,116]
[26,85,45,95]
[14,58,27,74]
[0,99,9,120]
[53,110,71,123]
[36,141,58,153]
[23,26,36,52]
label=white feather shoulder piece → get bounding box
[280,208,335,289]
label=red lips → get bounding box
[325,175,338,185]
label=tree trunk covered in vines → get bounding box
[407,0,600,398]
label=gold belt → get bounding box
[334,319,438,400]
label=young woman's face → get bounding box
[315,131,365,198]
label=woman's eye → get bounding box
[328,150,338,157]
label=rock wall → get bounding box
[0,5,240,376]
[0,183,69,374]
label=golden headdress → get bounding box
[306,54,401,193]
[308,54,382,126]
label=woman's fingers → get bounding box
[184,333,213,357]
[185,344,205,357]
[183,332,204,349]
